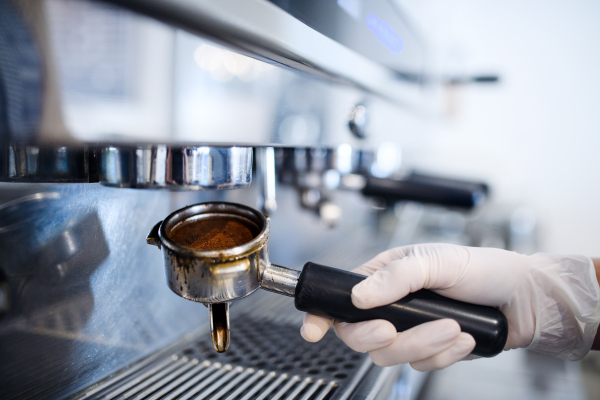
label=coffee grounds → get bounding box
[169,216,255,251]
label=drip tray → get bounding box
[72,295,387,400]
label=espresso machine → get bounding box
[0,0,508,399]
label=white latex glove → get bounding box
[301,244,600,371]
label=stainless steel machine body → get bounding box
[0,180,420,400]
[0,0,512,399]
[100,146,254,190]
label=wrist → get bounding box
[526,254,600,360]
[593,258,600,293]
[590,258,600,350]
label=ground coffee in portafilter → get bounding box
[169,216,256,251]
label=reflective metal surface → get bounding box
[100,145,253,190]
[277,145,399,189]
[0,178,537,400]
[0,0,517,399]
[261,263,301,297]
[0,0,430,148]
[0,183,208,399]
[276,145,401,225]
[209,302,230,353]
[0,0,43,142]
[0,143,90,183]
[147,201,307,308]
[69,294,383,400]
[419,350,587,400]
[258,147,278,214]
[101,0,429,106]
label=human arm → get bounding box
[591,258,600,350]
[301,244,600,371]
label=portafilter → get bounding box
[147,202,508,356]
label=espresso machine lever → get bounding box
[147,202,508,357]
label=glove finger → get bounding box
[409,333,476,371]
[333,319,397,353]
[352,246,412,276]
[352,255,425,309]
[301,313,333,343]
[369,319,461,367]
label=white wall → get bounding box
[398,0,600,255]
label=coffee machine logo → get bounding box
[366,14,404,54]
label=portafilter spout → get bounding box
[147,202,509,358]
[208,303,230,352]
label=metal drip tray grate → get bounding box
[74,300,372,400]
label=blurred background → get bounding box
[43,0,600,255]
[398,0,600,256]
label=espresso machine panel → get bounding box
[0,1,507,399]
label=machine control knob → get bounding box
[348,104,368,139]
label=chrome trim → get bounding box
[363,366,399,400]
[334,357,373,400]
[259,147,278,214]
[0,143,89,183]
[209,303,231,353]
[260,263,300,297]
[100,145,252,190]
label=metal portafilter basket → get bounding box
[147,202,508,356]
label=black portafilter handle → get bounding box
[362,173,488,209]
[406,172,489,195]
[294,262,508,357]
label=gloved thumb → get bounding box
[351,255,426,309]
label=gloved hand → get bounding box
[301,244,600,371]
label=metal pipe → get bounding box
[259,147,277,214]
[260,264,300,297]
